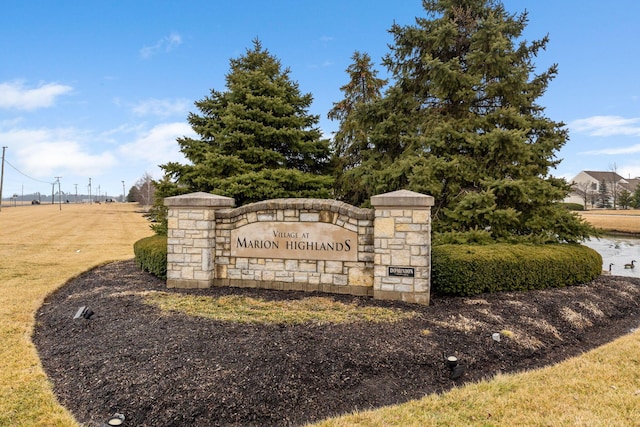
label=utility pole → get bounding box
[74,184,78,204]
[88,178,92,204]
[0,146,6,212]
[55,176,62,210]
[122,180,125,203]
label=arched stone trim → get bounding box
[215,198,374,221]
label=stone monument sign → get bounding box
[164,190,434,304]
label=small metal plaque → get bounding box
[388,266,415,277]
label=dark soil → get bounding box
[33,260,640,427]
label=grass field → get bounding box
[579,209,640,234]
[1,204,639,426]
[0,203,152,426]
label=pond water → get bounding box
[582,235,640,278]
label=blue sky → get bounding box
[1,1,640,200]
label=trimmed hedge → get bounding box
[560,202,584,211]
[133,235,167,280]
[131,236,603,299]
[432,243,602,296]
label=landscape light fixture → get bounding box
[102,413,125,426]
[73,306,94,320]
[450,363,465,380]
[443,353,465,380]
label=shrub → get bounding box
[145,203,168,236]
[432,243,602,296]
[133,235,167,279]
[560,202,584,211]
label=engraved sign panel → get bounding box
[231,222,357,261]
[388,266,415,277]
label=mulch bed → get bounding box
[33,260,640,426]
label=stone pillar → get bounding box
[164,192,235,288]
[370,190,434,305]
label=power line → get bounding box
[4,159,53,184]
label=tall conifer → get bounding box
[334,0,594,242]
[328,52,386,205]
[159,39,333,205]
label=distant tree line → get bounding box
[127,173,156,206]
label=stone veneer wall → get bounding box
[165,190,433,304]
[371,191,434,304]
[213,199,375,296]
[165,192,235,289]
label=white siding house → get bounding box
[565,171,640,208]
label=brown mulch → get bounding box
[33,260,640,427]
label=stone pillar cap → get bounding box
[370,190,434,208]
[164,192,236,208]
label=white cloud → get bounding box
[1,127,116,178]
[0,118,195,196]
[132,98,190,117]
[21,141,116,177]
[582,144,640,155]
[569,115,640,137]
[118,122,193,167]
[99,122,146,140]
[307,60,334,69]
[0,80,72,111]
[0,117,24,127]
[140,32,183,59]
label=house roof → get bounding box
[623,177,640,191]
[574,171,639,192]
[581,171,624,183]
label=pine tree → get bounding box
[335,0,594,242]
[632,184,640,209]
[617,189,632,209]
[159,39,333,206]
[598,181,610,208]
[328,51,387,205]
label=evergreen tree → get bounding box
[159,39,333,206]
[632,184,640,209]
[334,0,594,243]
[598,181,610,208]
[617,189,632,210]
[328,51,387,205]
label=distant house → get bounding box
[565,170,640,209]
